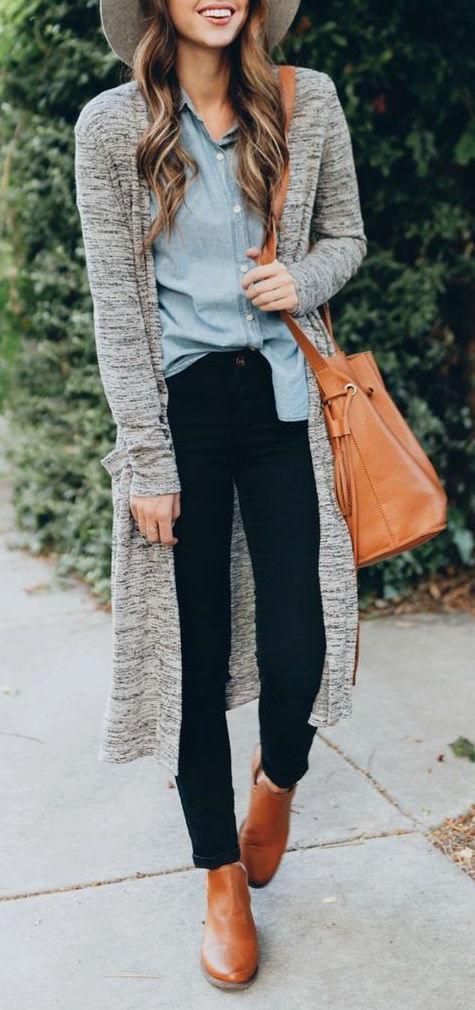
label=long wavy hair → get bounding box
[130,0,289,253]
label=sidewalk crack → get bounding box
[0,828,422,903]
[316,731,421,826]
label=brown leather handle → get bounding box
[259,65,338,365]
[260,225,337,378]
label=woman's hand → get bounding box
[241,246,299,314]
[129,492,181,546]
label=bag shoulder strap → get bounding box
[266,64,336,355]
[278,64,297,132]
[273,65,295,221]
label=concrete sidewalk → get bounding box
[1,460,474,1009]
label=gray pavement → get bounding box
[1,454,474,1009]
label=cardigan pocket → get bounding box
[100,444,129,479]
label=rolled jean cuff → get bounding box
[192,846,241,870]
[261,759,306,790]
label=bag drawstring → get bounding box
[325,384,358,562]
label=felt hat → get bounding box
[100,0,301,67]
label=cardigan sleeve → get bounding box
[286,76,367,318]
[74,111,181,498]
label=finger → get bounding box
[243,265,288,297]
[158,514,178,547]
[248,278,293,307]
[241,259,280,289]
[172,493,181,522]
[133,500,155,541]
[144,517,161,543]
[259,294,297,311]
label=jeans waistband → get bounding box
[165,347,271,385]
[197,348,268,366]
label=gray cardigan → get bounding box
[74,64,367,774]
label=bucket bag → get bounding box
[260,64,448,569]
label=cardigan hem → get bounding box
[98,704,353,774]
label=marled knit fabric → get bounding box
[74,65,367,775]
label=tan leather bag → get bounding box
[261,64,448,571]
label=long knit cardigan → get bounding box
[74,64,368,775]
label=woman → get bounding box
[74,0,367,990]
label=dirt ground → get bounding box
[360,567,474,618]
[428,804,475,882]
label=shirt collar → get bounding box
[178,85,238,137]
[178,85,191,113]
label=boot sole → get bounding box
[200,959,259,989]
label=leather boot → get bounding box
[200,860,259,989]
[238,742,297,887]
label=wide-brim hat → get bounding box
[100,0,301,67]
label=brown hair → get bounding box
[130,0,289,251]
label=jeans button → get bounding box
[235,353,246,367]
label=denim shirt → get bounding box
[149,85,309,421]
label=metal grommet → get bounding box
[344,382,357,396]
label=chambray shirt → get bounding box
[149,85,309,421]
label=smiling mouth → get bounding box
[196,6,236,24]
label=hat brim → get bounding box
[100,0,301,68]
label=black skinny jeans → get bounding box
[164,347,326,869]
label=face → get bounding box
[166,0,251,50]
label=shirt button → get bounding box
[233,204,241,213]
[216,152,224,160]
[240,264,248,273]
[246,313,254,321]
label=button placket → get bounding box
[180,109,264,359]
[203,132,260,349]
[207,138,247,332]
[225,158,263,348]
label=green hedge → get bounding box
[0,0,473,605]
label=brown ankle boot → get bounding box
[200,860,259,989]
[238,742,297,888]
